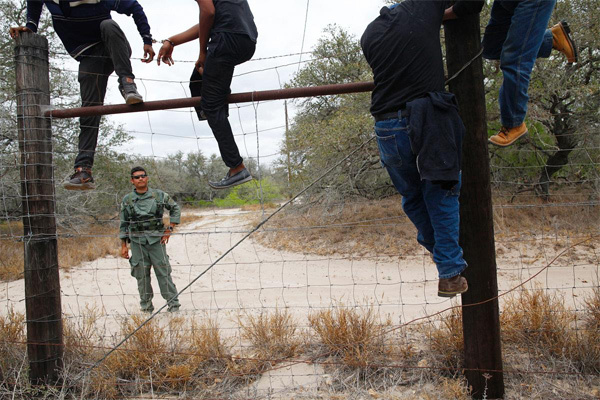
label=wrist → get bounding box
[163,38,175,47]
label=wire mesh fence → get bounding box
[1,17,599,400]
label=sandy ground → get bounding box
[1,208,598,398]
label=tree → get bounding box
[485,0,600,200]
[279,25,392,203]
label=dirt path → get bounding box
[1,208,598,398]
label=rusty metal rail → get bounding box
[45,81,375,119]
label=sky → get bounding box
[56,0,387,167]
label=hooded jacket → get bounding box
[406,91,465,183]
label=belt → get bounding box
[374,108,408,122]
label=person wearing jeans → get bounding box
[476,0,578,146]
[10,0,155,190]
[361,0,484,297]
[375,117,465,282]
[157,0,257,190]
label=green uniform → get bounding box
[120,188,181,312]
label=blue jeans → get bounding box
[482,0,556,128]
[375,117,466,279]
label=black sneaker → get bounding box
[119,77,143,105]
[208,168,253,190]
[63,167,95,191]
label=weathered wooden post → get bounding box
[444,13,505,400]
[14,32,63,385]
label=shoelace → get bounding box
[498,127,509,139]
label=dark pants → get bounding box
[75,19,135,168]
[199,32,256,169]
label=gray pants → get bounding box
[129,241,180,312]
[75,19,134,168]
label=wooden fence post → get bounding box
[14,32,63,385]
[444,13,505,399]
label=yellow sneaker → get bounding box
[551,20,578,64]
[489,123,528,147]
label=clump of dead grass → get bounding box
[308,305,393,369]
[420,308,464,374]
[501,288,577,361]
[579,287,600,372]
[239,308,302,361]
[0,308,26,385]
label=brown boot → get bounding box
[551,20,578,64]
[438,275,468,298]
[488,123,528,147]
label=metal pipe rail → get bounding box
[45,81,375,119]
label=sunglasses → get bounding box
[131,174,148,180]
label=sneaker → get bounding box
[551,20,578,64]
[119,77,143,105]
[208,168,253,190]
[438,275,468,298]
[168,306,180,313]
[488,123,528,147]
[63,167,95,190]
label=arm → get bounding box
[196,0,215,72]
[10,1,42,38]
[112,0,155,62]
[157,24,200,66]
[119,201,130,258]
[161,193,180,244]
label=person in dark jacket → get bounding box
[157,0,257,190]
[10,0,155,191]
[361,0,484,297]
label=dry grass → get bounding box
[0,220,119,282]
[0,210,205,283]
[420,308,464,374]
[257,198,419,257]
[256,195,599,257]
[501,288,578,361]
[308,306,393,369]
[239,308,302,361]
[580,287,600,372]
[0,307,26,384]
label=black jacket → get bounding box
[406,92,464,183]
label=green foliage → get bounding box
[279,25,393,202]
[485,0,600,197]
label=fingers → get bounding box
[157,44,174,66]
[10,26,32,39]
[142,46,155,63]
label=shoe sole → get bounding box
[208,175,253,190]
[126,95,144,105]
[62,182,96,191]
[488,129,528,147]
[558,21,578,64]
[438,285,468,297]
[438,289,468,298]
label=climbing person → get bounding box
[361,0,484,297]
[446,0,578,146]
[156,0,257,190]
[119,167,181,313]
[10,0,155,190]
